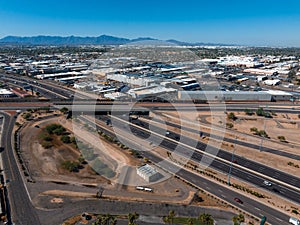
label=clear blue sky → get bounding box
[1,0,300,47]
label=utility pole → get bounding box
[259,118,266,152]
[228,135,237,186]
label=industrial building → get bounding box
[128,86,177,100]
[137,164,160,182]
[177,90,293,102]
[0,88,15,98]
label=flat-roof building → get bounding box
[137,164,160,182]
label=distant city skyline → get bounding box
[1,0,300,47]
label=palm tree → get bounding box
[93,214,116,225]
[232,214,245,225]
[128,212,139,225]
[187,217,194,225]
[168,210,175,224]
[198,213,214,225]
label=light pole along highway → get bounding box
[111,115,300,195]
[78,114,292,225]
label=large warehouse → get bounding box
[177,90,293,102]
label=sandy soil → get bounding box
[18,114,203,207]
[152,110,300,217]
[157,111,300,177]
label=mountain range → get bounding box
[0,35,233,46]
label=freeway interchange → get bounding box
[0,74,300,224]
[78,113,299,225]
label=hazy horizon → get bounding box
[1,0,300,47]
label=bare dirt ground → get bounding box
[158,111,300,177]
[154,110,300,217]
[18,114,205,207]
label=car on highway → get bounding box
[263,180,272,186]
[234,197,243,204]
[289,217,300,225]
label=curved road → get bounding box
[0,112,41,225]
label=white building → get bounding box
[263,79,280,86]
[137,164,160,182]
[0,89,15,98]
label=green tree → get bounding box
[22,112,32,120]
[232,214,245,225]
[45,124,64,134]
[198,213,214,225]
[277,136,287,142]
[244,108,254,116]
[256,107,265,116]
[60,107,69,114]
[258,130,269,138]
[61,135,71,143]
[128,212,139,225]
[61,160,80,172]
[226,122,234,129]
[187,217,193,225]
[227,112,237,121]
[53,126,66,135]
[250,127,258,133]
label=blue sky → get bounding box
[1,0,300,46]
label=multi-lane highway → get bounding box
[79,115,293,225]
[147,116,300,160]
[106,115,300,203]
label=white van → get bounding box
[289,217,300,225]
[136,186,144,191]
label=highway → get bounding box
[106,115,300,203]
[145,116,300,160]
[145,154,291,225]
[79,115,292,225]
[0,112,41,225]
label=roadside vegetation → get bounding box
[163,211,214,225]
[250,127,269,138]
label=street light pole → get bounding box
[259,118,266,152]
[228,135,237,186]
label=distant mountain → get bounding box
[0,35,234,46]
[0,35,130,45]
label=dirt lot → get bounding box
[18,114,209,207]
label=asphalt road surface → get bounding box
[118,116,300,204]
[0,112,41,225]
[80,115,293,225]
[152,116,300,160]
